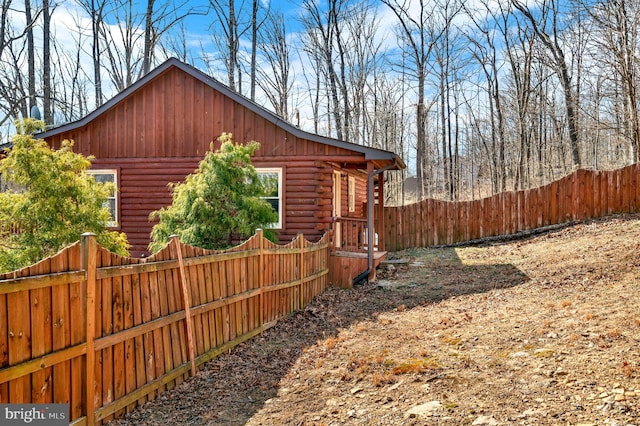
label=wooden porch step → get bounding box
[329,250,388,288]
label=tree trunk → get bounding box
[25,0,35,116]
[331,0,349,142]
[560,64,581,167]
[250,0,257,101]
[142,0,155,75]
[512,0,582,168]
[43,0,52,125]
[440,75,449,198]
[417,72,426,199]
[92,0,103,108]
[228,0,236,90]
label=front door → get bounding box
[333,171,342,248]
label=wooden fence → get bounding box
[383,163,640,251]
[0,230,330,425]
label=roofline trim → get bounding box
[36,58,405,170]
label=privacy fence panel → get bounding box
[0,230,330,425]
[384,164,640,251]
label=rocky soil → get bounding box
[109,214,640,425]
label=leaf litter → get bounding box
[109,214,640,425]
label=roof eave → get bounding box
[36,58,406,167]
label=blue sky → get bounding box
[30,0,506,171]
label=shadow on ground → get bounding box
[378,246,529,302]
[107,247,528,425]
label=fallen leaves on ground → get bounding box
[109,214,640,426]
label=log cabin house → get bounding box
[32,58,404,286]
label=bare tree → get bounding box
[42,0,52,124]
[53,16,91,122]
[24,0,36,115]
[97,0,201,91]
[249,0,270,101]
[76,0,110,108]
[0,42,29,126]
[140,0,200,76]
[100,0,143,91]
[430,0,463,200]
[382,0,442,199]
[298,41,323,134]
[210,0,243,92]
[344,2,382,147]
[300,0,347,140]
[464,0,509,193]
[257,12,292,119]
[589,0,640,162]
[250,0,259,100]
[512,0,582,168]
[500,6,536,189]
[0,0,42,130]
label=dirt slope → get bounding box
[109,214,640,426]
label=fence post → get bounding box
[81,233,97,426]
[171,236,196,377]
[257,229,264,326]
[297,233,305,309]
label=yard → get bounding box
[109,214,640,425]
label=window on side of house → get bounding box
[348,176,356,213]
[256,167,283,229]
[87,170,118,227]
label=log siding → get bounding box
[38,59,403,256]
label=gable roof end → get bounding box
[36,58,405,169]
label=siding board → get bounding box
[41,66,382,256]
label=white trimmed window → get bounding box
[348,176,356,212]
[256,168,282,229]
[87,170,118,227]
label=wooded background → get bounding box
[383,163,640,250]
[1,0,640,203]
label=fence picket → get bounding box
[629,165,638,212]
[201,249,216,351]
[46,229,324,424]
[29,259,49,404]
[157,247,176,388]
[635,164,640,211]
[164,244,185,385]
[138,266,155,402]
[100,248,114,423]
[7,268,31,403]
[172,238,196,377]
[81,234,97,426]
[121,260,136,413]
[111,254,125,418]
[386,164,640,248]
[51,250,71,410]
[623,166,632,212]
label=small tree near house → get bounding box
[148,133,279,253]
[0,119,130,273]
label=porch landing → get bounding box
[329,250,388,288]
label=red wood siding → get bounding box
[85,158,336,257]
[44,66,368,256]
[350,171,367,218]
[49,68,361,160]
[333,170,368,220]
